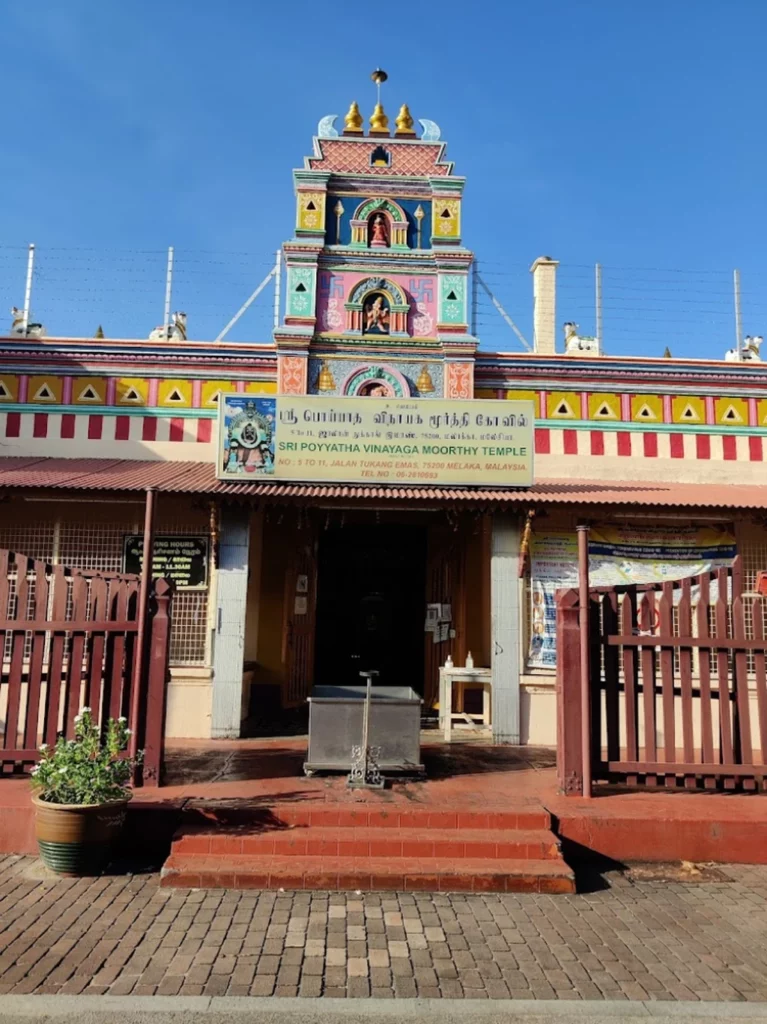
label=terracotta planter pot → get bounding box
[32,794,130,876]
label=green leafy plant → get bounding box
[31,708,142,805]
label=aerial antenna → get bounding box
[22,243,35,333]
[595,262,603,355]
[371,67,388,103]
[734,268,742,362]
[163,246,174,332]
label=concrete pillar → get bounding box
[491,513,521,744]
[530,256,559,355]
[211,505,250,738]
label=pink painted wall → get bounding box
[316,271,437,338]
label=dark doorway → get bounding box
[314,524,427,692]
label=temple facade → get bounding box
[1,85,767,748]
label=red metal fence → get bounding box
[0,550,172,785]
[557,563,767,794]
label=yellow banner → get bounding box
[217,395,534,487]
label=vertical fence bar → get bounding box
[23,560,49,750]
[640,591,658,787]
[141,578,173,785]
[753,598,767,768]
[715,567,735,789]
[678,577,696,789]
[622,592,639,786]
[556,589,583,795]
[129,488,155,761]
[603,591,620,766]
[576,525,591,797]
[658,582,676,788]
[696,573,716,789]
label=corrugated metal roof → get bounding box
[0,456,766,509]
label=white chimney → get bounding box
[530,256,559,355]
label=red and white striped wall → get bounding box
[534,428,763,462]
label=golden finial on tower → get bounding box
[344,101,364,134]
[369,68,389,135]
[416,365,435,394]
[370,104,389,133]
[94,325,104,339]
[395,104,415,136]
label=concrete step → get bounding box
[177,802,552,834]
[171,826,563,860]
[160,853,576,893]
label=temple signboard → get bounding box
[217,395,534,487]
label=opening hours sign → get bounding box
[123,536,209,590]
[217,395,534,488]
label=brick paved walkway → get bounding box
[2,856,767,1001]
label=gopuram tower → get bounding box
[273,71,477,401]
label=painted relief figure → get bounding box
[368,213,389,248]
[364,293,390,334]
[222,397,276,476]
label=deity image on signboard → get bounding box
[221,397,276,476]
[363,293,390,334]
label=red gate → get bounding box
[0,550,172,785]
[557,563,767,794]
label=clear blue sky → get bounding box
[3,0,767,359]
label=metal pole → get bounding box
[22,243,35,332]
[595,263,603,355]
[471,259,479,337]
[476,272,532,351]
[273,249,282,329]
[129,487,156,761]
[734,268,742,361]
[215,267,276,343]
[576,524,592,798]
[163,246,174,330]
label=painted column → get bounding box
[491,513,521,744]
[211,505,250,738]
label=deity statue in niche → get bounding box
[364,293,390,334]
[368,212,389,248]
[358,382,388,397]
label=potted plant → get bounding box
[31,708,141,876]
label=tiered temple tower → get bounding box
[273,71,478,400]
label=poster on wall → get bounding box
[217,395,534,488]
[527,525,736,669]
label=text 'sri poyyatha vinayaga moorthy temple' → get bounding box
[1,77,766,750]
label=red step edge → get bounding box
[160,854,576,894]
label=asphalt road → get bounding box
[2,997,767,1024]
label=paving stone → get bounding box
[4,856,767,1003]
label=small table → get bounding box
[438,666,492,742]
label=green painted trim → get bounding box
[0,404,215,418]
[538,417,763,436]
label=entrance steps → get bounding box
[160,803,576,893]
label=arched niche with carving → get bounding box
[344,277,410,337]
[341,365,411,398]
[350,198,409,250]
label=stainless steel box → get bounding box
[304,685,424,775]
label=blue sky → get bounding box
[2,0,766,359]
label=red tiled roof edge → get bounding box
[0,457,765,510]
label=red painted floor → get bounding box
[4,737,767,867]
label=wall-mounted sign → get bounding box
[217,395,534,488]
[123,535,209,590]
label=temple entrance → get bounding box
[314,523,427,691]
